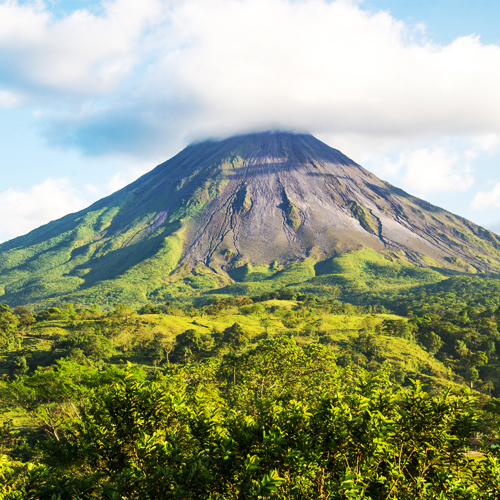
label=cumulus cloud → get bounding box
[374,143,476,195]
[0,0,163,96]
[0,179,92,242]
[1,0,500,158]
[472,182,500,210]
[161,0,500,142]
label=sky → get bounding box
[2,0,500,242]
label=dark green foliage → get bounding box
[2,340,500,498]
[35,307,70,322]
[10,356,28,379]
[409,309,500,390]
[0,304,20,351]
[420,331,444,354]
[54,331,114,362]
[111,303,136,320]
[381,318,416,340]
[217,337,338,408]
[214,322,249,353]
[139,303,162,315]
[382,276,500,317]
[5,289,500,497]
[145,334,174,365]
[170,329,212,363]
[0,359,131,446]
[13,306,34,329]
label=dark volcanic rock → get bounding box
[180,132,500,273]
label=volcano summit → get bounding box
[1,132,500,308]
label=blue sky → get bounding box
[1,0,500,241]
[364,0,500,45]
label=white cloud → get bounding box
[369,142,476,194]
[0,90,23,108]
[107,161,154,192]
[402,148,474,194]
[487,220,500,235]
[145,0,500,143]
[0,179,91,241]
[0,0,163,96]
[472,182,500,210]
[0,160,160,242]
[0,0,500,158]
[2,0,500,235]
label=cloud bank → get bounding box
[1,0,500,156]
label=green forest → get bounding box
[3,280,500,498]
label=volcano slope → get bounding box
[2,131,500,309]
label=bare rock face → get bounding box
[178,132,500,274]
[2,131,500,308]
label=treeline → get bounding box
[379,275,500,316]
[4,289,500,397]
[0,294,383,372]
[1,338,500,499]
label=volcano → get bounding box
[1,131,500,308]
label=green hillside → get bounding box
[0,139,235,308]
[0,300,452,390]
[2,132,500,311]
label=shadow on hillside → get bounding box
[68,233,168,287]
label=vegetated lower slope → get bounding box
[2,131,500,309]
[358,273,500,317]
[0,298,464,396]
[209,248,445,302]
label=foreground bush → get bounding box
[2,338,500,499]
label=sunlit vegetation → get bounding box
[3,284,500,497]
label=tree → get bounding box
[146,335,174,365]
[218,337,338,407]
[35,307,62,322]
[420,331,443,355]
[13,306,34,330]
[139,303,161,315]
[171,329,212,363]
[10,356,28,379]
[214,322,249,353]
[0,360,126,443]
[0,304,20,350]
[456,340,488,388]
[111,303,136,323]
[55,332,114,362]
[381,318,416,340]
